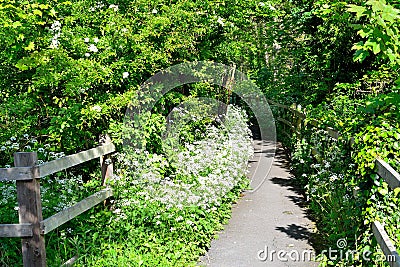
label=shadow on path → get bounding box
[198,126,319,267]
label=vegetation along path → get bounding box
[199,136,318,267]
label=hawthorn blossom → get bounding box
[49,21,62,48]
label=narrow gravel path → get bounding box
[199,139,319,267]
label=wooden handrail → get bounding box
[0,143,115,181]
[267,99,306,119]
[38,143,115,178]
[41,188,113,234]
[372,221,400,267]
[0,223,33,238]
[376,159,400,190]
[0,167,36,181]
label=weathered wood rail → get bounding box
[269,100,400,267]
[0,136,115,267]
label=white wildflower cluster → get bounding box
[122,72,129,79]
[84,37,100,57]
[89,1,105,12]
[41,174,83,213]
[0,182,16,206]
[109,4,119,12]
[217,17,225,26]
[298,128,351,200]
[0,135,80,213]
[115,105,253,211]
[49,20,62,49]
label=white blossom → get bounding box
[49,21,62,49]
[92,105,102,112]
[217,17,225,26]
[88,44,98,52]
[109,4,118,11]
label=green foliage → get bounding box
[348,1,400,66]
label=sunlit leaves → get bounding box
[348,1,400,66]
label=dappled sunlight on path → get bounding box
[199,138,318,267]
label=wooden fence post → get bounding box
[15,152,46,267]
[100,135,113,186]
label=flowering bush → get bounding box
[113,105,253,210]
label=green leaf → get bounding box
[12,21,22,28]
[39,4,49,9]
[394,188,400,197]
[15,61,28,71]
[24,41,35,51]
[49,8,57,17]
[347,4,367,19]
[378,187,388,196]
[353,49,369,62]
[372,42,381,54]
[33,9,42,17]
[393,142,399,150]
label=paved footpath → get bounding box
[199,139,319,267]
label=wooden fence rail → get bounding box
[0,136,115,267]
[269,99,400,267]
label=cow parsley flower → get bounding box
[88,44,98,52]
[92,105,102,112]
[122,72,129,79]
[109,4,118,11]
[217,17,224,26]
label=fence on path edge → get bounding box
[0,135,115,267]
[269,99,400,267]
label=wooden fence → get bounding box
[0,136,115,267]
[269,100,400,267]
